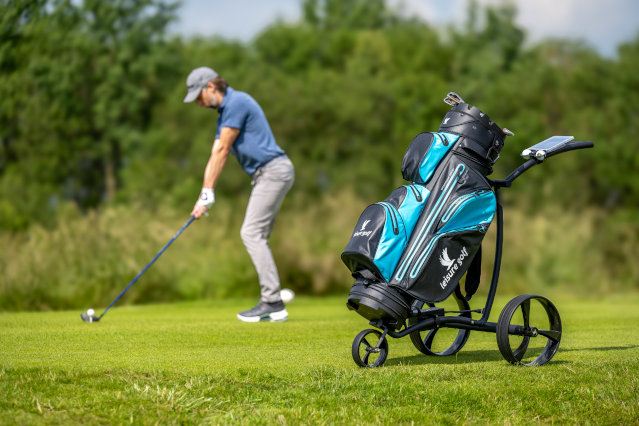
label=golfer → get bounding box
[184,67,294,323]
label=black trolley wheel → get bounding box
[496,294,562,366]
[409,287,472,356]
[352,329,389,368]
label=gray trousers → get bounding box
[240,156,295,303]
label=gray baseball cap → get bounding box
[183,67,218,103]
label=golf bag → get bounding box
[343,101,507,329]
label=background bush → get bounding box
[1,0,638,310]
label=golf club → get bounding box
[81,215,196,323]
[444,97,457,107]
[446,91,464,105]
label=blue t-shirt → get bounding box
[215,87,285,176]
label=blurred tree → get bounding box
[303,0,389,31]
[0,0,178,229]
[1,0,638,227]
[2,0,639,305]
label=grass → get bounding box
[1,295,638,425]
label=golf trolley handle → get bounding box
[489,141,593,188]
[545,140,594,158]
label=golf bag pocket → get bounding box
[439,190,496,233]
[384,184,430,237]
[342,202,407,283]
[402,132,460,184]
[391,188,496,303]
[408,226,486,302]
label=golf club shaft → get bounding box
[99,215,196,319]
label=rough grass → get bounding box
[1,295,638,425]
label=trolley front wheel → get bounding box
[352,329,388,368]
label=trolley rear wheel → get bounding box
[496,294,562,366]
[409,288,472,356]
[352,329,388,368]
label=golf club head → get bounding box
[444,97,457,107]
[80,313,100,323]
[446,92,464,104]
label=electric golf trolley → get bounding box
[342,93,593,368]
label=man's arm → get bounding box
[191,126,241,219]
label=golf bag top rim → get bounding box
[439,102,508,166]
[446,103,506,142]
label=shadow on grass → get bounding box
[385,345,638,367]
[386,349,510,366]
[560,345,638,352]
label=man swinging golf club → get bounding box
[184,67,294,322]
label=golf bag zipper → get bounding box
[394,163,466,282]
[376,202,403,235]
[406,184,423,202]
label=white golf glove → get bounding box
[197,188,215,209]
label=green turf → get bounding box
[1,295,638,425]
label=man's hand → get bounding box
[191,188,215,219]
[191,204,209,219]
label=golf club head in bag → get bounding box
[444,92,464,106]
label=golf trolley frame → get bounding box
[352,140,593,367]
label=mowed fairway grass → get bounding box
[1,295,638,425]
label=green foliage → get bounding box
[0,0,179,227]
[0,296,638,424]
[303,0,391,31]
[8,0,638,223]
[1,0,639,309]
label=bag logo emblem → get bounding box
[353,220,373,237]
[439,246,469,289]
[439,248,455,270]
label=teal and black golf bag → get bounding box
[342,99,508,329]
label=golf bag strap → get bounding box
[454,283,465,301]
[464,245,482,301]
[355,269,379,282]
[451,131,503,165]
